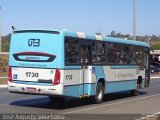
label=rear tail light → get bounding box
[8,66,12,82]
[53,68,61,85]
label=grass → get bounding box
[0,78,7,85]
[0,68,8,85]
[0,71,8,85]
[0,70,8,76]
[151,41,160,50]
[0,54,8,85]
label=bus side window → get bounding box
[135,47,144,67]
[128,46,136,64]
[116,45,136,65]
[106,43,116,64]
[116,44,124,64]
[65,39,79,65]
[92,42,105,64]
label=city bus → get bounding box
[8,29,150,103]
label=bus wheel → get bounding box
[131,84,140,96]
[95,82,104,104]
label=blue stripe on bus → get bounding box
[105,80,137,93]
[94,66,105,81]
[64,31,77,38]
[64,79,137,97]
[85,34,96,40]
[64,85,80,97]
[64,83,96,97]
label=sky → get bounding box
[0,0,160,36]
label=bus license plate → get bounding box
[27,87,36,92]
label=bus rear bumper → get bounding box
[8,82,63,96]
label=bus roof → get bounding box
[13,29,150,47]
[63,30,150,48]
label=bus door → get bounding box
[144,50,150,87]
[79,44,91,97]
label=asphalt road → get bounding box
[0,78,160,120]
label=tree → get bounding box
[110,30,116,37]
[117,32,121,37]
[1,34,11,52]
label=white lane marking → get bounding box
[64,94,160,114]
[104,108,118,112]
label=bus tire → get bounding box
[94,82,104,104]
[130,84,140,96]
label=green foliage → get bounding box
[152,44,160,50]
[1,34,11,52]
[0,55,8,72]
[2,43,10,52]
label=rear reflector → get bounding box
[53,68,61,85]
[8,66,12,82]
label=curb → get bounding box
[136,111,160,120]
[151,76,160,79]
[0,85,8,88]
[0,77,8,79]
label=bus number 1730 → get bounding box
[26,72,39,78]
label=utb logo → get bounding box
[28,39,40,47]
